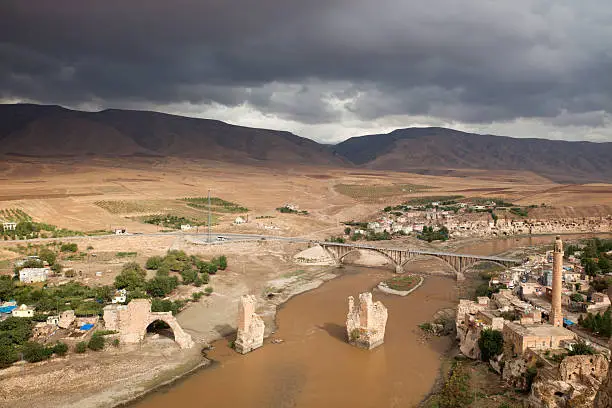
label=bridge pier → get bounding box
[395,264,405,274]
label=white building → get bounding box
[19,267,49,283]
[234,216,246,224]
[46,315,60,325]
[111,289,127,304]
[12,304,35,318]
[2,222,16,231]
[180,224,193,231]
[114,227,127,235]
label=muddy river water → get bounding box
[136,233,610,408]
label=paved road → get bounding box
[0,231,521,261]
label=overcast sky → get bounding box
[2,0,612,143]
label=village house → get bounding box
[234,216,246,224]
[114,227,127,235]
[12,304,35,318]
[19,267,49,283]
[2,221,16,231]
[46,315,60,325]
[180,224,193,231]
[112,289,127,304]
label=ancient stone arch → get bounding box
[103,299,194,349]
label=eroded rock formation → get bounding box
[235,294,265,354]
[529,355,609,408]
[346,292,388,350]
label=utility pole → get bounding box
[208,189,212,243]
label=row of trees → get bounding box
[566,238,612,276]
[417,226,450,242]
[578,307,612,338]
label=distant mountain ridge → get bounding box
[0,104,344,165]
[334,127,612,183]
[1,104,611,183]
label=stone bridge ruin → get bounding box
[346,292,388,350]
[103,299,194,349]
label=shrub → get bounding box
[75,342,87,353]
[478,328,504,361]
[112,338,120,347]
[22,341,53,363]
[201,272,210,284]
[0,344,19,368]
[145,256,163,270]
[180,268,198,285]
[146,275,179,297]
[218,255,227,270]
[38,248,57,266]
[114,262,147,291]
[52,342,68,356]
[568,341,596,356]
[87,334,105,351]
[60,243,78,253]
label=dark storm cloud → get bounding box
[2,0,612,128]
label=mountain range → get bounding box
[1,104,611,183]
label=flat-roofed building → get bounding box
[503,321,574,355]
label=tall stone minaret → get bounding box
[550,235,564,327]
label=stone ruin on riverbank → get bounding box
[235,294,265,354]
[103,299,194,349]
[346,292,388,350]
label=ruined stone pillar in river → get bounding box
[346,292,388,350]
[235,294,265,354]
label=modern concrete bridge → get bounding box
[317,242,522,278]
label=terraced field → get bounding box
[334,183,433,202]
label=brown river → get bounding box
[135,233,610,408]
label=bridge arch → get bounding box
[336,248,399,267]
[399,254,459,276]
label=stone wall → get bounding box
[346,292,388,350]
[103,299,194,349]
[234,294,265,354]
[594,287,612,408]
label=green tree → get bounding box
[598,257,610,273]
[583,258,600,276]
[87,334,105,351]
[114,262,147,291]
[146,276,179,297]
[0,344,19,368]
[60,243,78,253]
[38,248,57,266]
[22,341,53,363]
[570,293,584,302]
[344,227,351,235]
[145,256,163,270]
[52,341,68,356]
[0,317,34,346]
[180,268,198,285]
[218,255,227,270]
[568,341,595,356]
[478,328,504,361]
[75,341,87,353]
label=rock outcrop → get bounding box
[529,355,609,408]
[235,295,265,354]
[594,288,612,408]
[346,292,388,350]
